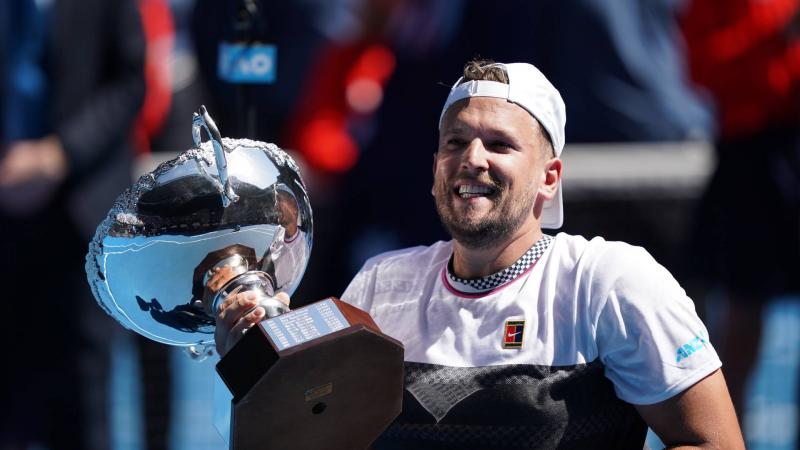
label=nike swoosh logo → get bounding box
[506,331,521,338]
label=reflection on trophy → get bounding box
[86,106,403,449]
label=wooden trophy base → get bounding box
[216,298,404,450]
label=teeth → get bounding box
[458,184,492,195]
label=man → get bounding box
[216,60,743,449]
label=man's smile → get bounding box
[452,179,499,200]
[457,184,493,198]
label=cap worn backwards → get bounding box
[438,62,567,229]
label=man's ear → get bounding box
[431,152,438,196]
[539,157,563,201]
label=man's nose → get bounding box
[461,139,490,171]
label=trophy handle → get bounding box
[192,105,240,207]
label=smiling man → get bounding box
[216,60,743,449]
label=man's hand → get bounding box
[0,136,68,216]
[214,290,290,357]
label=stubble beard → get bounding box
[433,176,536,249]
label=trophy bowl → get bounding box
[85,106,312,350]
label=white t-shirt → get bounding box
[341,233,720,449]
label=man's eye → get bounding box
[447,138,467,147]
[489,141,513,150]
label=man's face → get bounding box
[276,191,299,238]
[433,97,551,248]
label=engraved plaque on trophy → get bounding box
[85,106,403,449]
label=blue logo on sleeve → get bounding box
[676,334,708,363]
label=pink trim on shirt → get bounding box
[285,231,299,243]
[440,260,539,299]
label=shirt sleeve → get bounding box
[594,244,721,405]
[340,245,434,314]
[340,256,381,313]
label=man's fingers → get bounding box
[216,284,245,314]
[274,292,290,306]
[226,306,265,347]
[215,290,288,356]
[218,291,257,328]
[218,293,235,313]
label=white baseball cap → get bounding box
[438,62,566,229]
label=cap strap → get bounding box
[438,80,512,128]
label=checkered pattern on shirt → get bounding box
[447,234,553,291]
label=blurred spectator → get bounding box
[143,0,208,155]
[134,0,175,155]
[0,0,145,449]
[682,0,800,426]
[133,3,176,447]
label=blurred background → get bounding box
[1,0,799,449]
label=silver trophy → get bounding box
[86,105,312,356]
[86,107,403,450]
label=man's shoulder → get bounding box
[552,232,655,277]
[359,240,452,273]
[553,232,643,258]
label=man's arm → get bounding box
[636,369,744,449]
